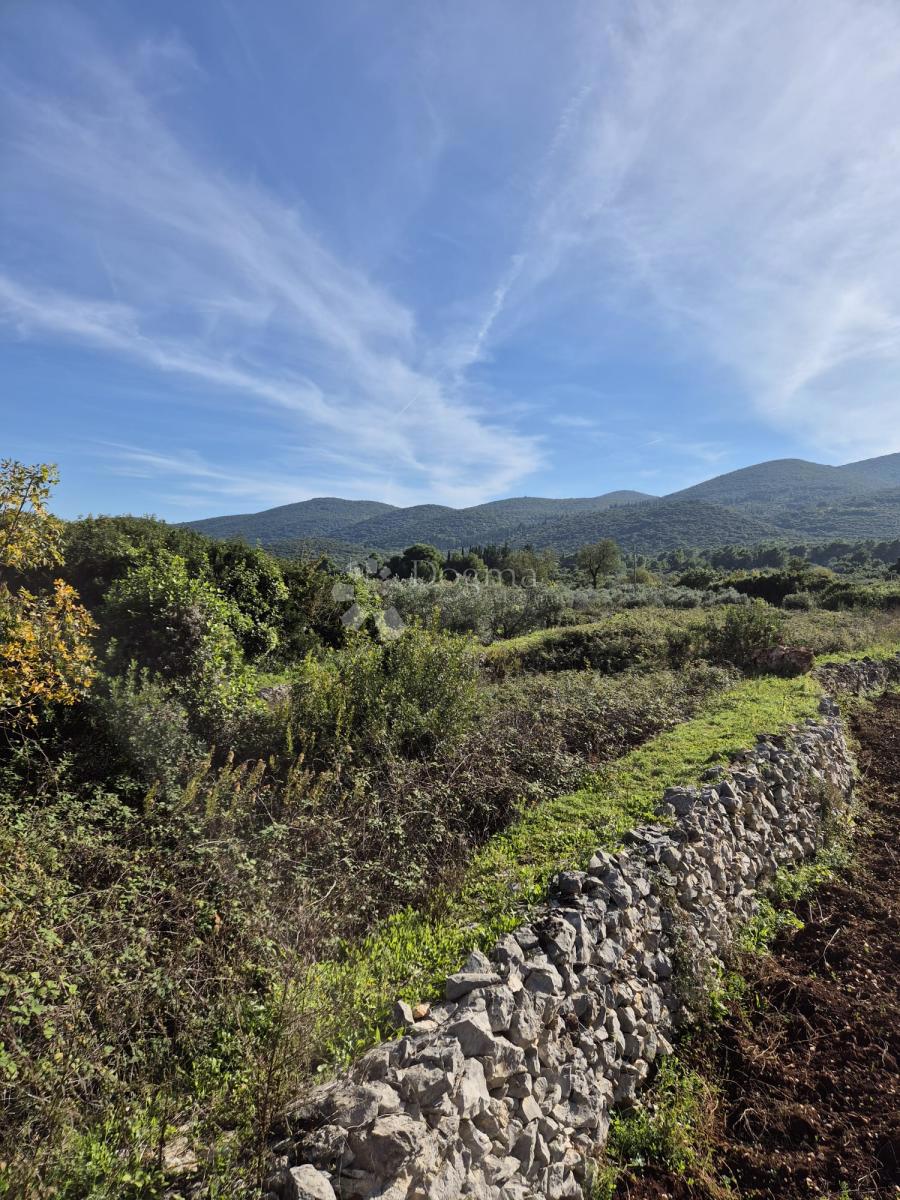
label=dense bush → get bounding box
[818,578,900,611]
[60,516,364,664]
[100,548,251,719]
[484,610,709,677]
[0,744,319,1200]
[275,557,348,656]
[205,540,288,659]
[287,622,480,764]
[381,579,568,639]
[60,514,210,608]
[91,668,207,800]
[779,608,900,654]
[722,568,829,606]
[783,591,814,611]
[703,601,785,669]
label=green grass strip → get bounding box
[482,618,613,658]
[313,672,823,1066]
[481,609,704,668]
[816,643,900,665]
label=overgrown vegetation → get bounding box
[589,1058,719,1198]
[305,672,824,1070]
[3,460,899,1198]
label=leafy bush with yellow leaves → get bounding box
[0,461,95,726]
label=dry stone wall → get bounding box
[267,654,900,1200]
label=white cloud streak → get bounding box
[5,0,900,510]
[502,0,900,458]
[0,18,541,507]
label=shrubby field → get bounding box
[2,462,899,1198]
[379,579,752,640]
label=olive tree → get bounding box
[576,538,622,587]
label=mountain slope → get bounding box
[505,498,787,556]
[185,498,397,542]
[184,491,655,552]
[834,452,900,491]
[667,453,900,516]
[180,452,900,557]
[775,484,900,540]
[332,491,652,549]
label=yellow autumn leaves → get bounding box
[0,460,96,725]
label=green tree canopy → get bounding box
[100,548,245,712]
[386,543,445,581]
[577,538,622,587]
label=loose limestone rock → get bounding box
[287,1166,338,1200]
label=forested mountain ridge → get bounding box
[507,497,787,555]
[184,497,397,541]
[772,484,900,540]
[184,490,653,551]
[666,452,900,512]
[325,491,653,550]
[182,453,900,557]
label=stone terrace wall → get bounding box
[266,654,900,1200]
[816,653,900,696]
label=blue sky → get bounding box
[3,0,900,520]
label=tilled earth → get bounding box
[614,692,900,1200]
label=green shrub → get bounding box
[704,600,784,668]
[90,668,207,800]
[781,608,900,655]
[60,515,210,609]
[276,557,348,657]
[100,549,251,719]
[484,610,708,677]
[723,567,834,607]
[819,578,900,611]
[289,622,479,765]
[782,591,813,611]
[205,540,288,660]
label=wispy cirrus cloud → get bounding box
[97,443,319,509]
[492,0,900,458]
[4,0,900,520]
[0,15,541,508]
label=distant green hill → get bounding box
[185,497,397,542]
[181,453,900,559]
[184,490,653,552]
[836,451,900,491]
[773,485,900,540]
[331,491,652,550]
[506,498,786,556]
[667,453,900,516]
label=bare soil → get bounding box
[615,692,900,1200]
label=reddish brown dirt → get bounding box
[615,692,900,1200]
